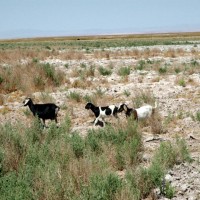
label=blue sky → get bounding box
[0,0,200,39]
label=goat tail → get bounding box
[153,101,158,109]
[55,106,60,115]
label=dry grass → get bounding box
[149,110,164,135]
[58,50,85,60]
[71,78,93,89]
[0,94,5,105]
[0,49,55,66]
[0,62,66,94]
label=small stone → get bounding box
[165,174,173,182]
[180,184,188,192]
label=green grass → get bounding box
[123,90,131,97]
[136,60,146,70]
[0,119,142,200]
[132,91,155,108]
[178,77,186,87]
[1,32,200,50]
[0,110,191,200]
[68,91,82,102]
[158,66,167,74]
[196,111,200,121]
[118,66,131,76]
[98,66,112,76]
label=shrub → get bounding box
[129,136,142,165]
[98,66,112,76]
[64,63,69,68]
[159,66,167,74]
[125,138,191,199]
[132,90,155,108]
[149,111,164,135]
[41,63,60,86]
[0,76,4,84]
[164,181,175,199]
[0,62,65,93]
[70,133,85,158]
[80,63,87,68]
[136,60,146,70]
[118,66,131,76]
[178,77,186,87]
[0,171,34,200]
[115,147,126,170]
[174,67,181,74]
[82,173,122,199]
[190,59,198,66]
[68,91,82,102]
[123,90,131,97]
[32,58,39,63]
[86,65,95,77]
[94,87,105,97]
[196,111,200,121]
[87,132,102,154]
[0,94,4,105]
[83,94,95,104]
[33,75,45,90]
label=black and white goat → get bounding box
[118,102,157,121]
[85,102,122,126]
[23,97,60,127]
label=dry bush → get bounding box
[164,48,176,58]
[58,50,85,60]
[70,68,81,77]
[94,51,111,60]
[0,94,4,105]
[93,50,102,59]
[149,110,164,135]
[142,48,151,59]
[71,78,93,89]
[176,48,185,56]
[0,62,65,94]
[37,92,55,103]
[0,49,53,65]
[130,49,141,58]
[187,78,198,86]
[93,50,111,59]
[191,48,199,56]
[150,47,162,57]
[151,76,160,83]
[132,90,155,108]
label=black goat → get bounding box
[23,97,60,127]
[85,102,122,126]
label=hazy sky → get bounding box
[0,0,200,39]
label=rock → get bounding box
[165,174,173,182]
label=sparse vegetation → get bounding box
[98,66,112,76]
[136,60,146,70]
[177,77,186,87]
[132,90,155,108]
[159,66,167,74]
[123,90,131,97]
[0,62,65,94]
[0,33,199,199]
[196,111,200,121]
[68,91,82,102]
[118,66,131,76]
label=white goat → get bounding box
[119,102,157,121]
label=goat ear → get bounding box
[123,104,128,112]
